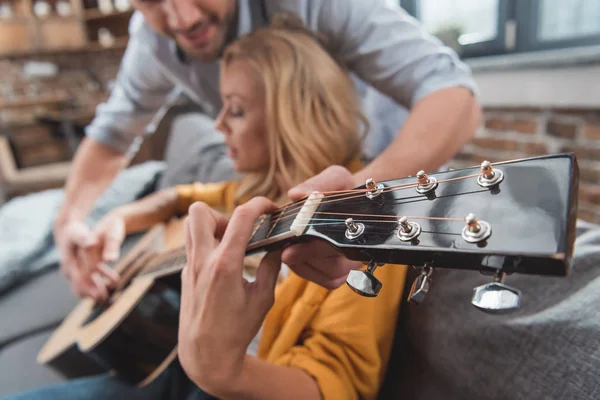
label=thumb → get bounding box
[101,219,126,263]
[287,165,354,201]
[255,250,283,293]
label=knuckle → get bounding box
[281,248,300,265]
[188,201,210,218]
[212,251,235,277]
[231,204,252,222]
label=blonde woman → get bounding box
[12,16,407,400]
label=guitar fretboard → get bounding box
[136,200,313,279]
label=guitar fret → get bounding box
[251,215,267,241]
[267,205,287,238]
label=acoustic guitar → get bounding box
[37,153,579,386]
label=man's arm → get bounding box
[54,138,129,230]
[281,0,481,288]
[314,0,481,182]
[355,86,481,184]
[55,16,175,297]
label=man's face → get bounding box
[132,0,237,62]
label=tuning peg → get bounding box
[346,260,382,297]
[477,160,504,187]
[415,170,438,194]
[365,178,384,199]
[407,263,433,304]
[471,270,521,313]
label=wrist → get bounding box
[196,354,249,399]
[53,208,84,233]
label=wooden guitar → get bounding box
[37,153,579,386]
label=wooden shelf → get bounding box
[88,36,129,51]
[84,8,132,20]
[0,92,70,110]
[0,36,127,57]
[33,15,82,21]
[0,16,33,23]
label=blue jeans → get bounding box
[2,362,216,400]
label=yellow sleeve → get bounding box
[175,181,238,215]
[271,265,407,400]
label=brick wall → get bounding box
[450,107,600,224]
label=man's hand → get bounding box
[285,165,363,289]
[178,199,282,396]
[55,214,122,301]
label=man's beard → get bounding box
[179,10,237,63]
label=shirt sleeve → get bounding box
[175,181,237,215]
[85,13,176,154]
[314,0,478,108]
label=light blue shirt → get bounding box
[86,0,477,160]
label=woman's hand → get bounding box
[178,198,282,396]
[58,213,124,301]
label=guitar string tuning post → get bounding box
[461,213,492,243]
[345,218,365,240]
[415,170,438,194]
[477,160,504,188]
[365,178,384,199]
[397,216,421,242]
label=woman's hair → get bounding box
[222,13,368,204]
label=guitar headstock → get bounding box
[298,153,579,312]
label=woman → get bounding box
[12,15,407,400]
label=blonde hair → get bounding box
[222,14,368,204]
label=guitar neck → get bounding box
[246,193,323,253]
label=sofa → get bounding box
[2,98,599,399]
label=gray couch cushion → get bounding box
[156,112,237,190]
[0,329,66,397]
[0,268,78,348]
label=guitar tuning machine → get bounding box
[477,160,504,188]
[407,263,433,304]
[345,218,365,240]
[462,213,492,243]
[415,170,438,194]
[397,216,421,242]
[346,260,383,297]
[365,178,384,200]
[471,270,521,313]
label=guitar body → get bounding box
[37,218,186,385]
[36,299,105,379]
[76,271,181,386]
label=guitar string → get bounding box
[138,169,498,276]
[290,215,465,222]
[267,173,480,226]
[278,160,506,205]
[268,173,470,220]
[139,215,465,277]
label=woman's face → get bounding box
[215,60,269,173]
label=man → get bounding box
[54,0,481,299]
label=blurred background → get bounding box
[0,0,599,224]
